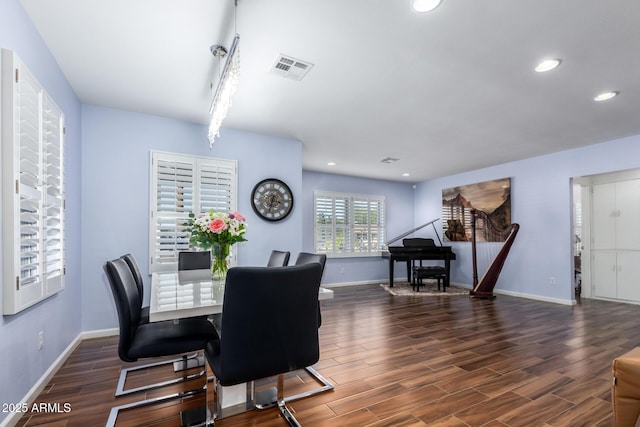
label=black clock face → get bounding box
[251,179,294,221]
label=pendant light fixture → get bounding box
[208,0,240,147]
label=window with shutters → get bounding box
[314,190,385,257]
[2,49,65,314]
[150,151,237,272]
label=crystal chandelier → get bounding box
[208,34,240,147]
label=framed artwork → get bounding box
[442,178,511,242]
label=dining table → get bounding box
[148,268,334,420]
[150,269,334,323]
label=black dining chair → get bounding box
[178,250,212,270]
[294,252,326,273]
[267,250,290,267]
[251,251,333,410]
[118,253,204,392]
[120,253,150,324]
[103,258,218,424]
[204,264,323,426]
[294,252,326,326]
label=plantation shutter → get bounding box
[364,197,385,252]
[150,151,237,272]
[42,96,65,290]
[315,194,335,253]
[314,190,385,257]
[335,195,351,252]
[199,160,236,213]
[2,48,65,314]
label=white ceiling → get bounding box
[20,0,640,182]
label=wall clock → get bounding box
[251,178,294,221]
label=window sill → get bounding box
[324,252,383,259]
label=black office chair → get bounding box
[103,258,218,424]
[178,250,212,270]
[267,250,290,267]
[204,264,323,426]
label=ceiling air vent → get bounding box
[270,54,314,81]
[380,157,399,164]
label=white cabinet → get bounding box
[593,180,640,250]
[617,252,640,301]
[592,252,617,299]
[2,49,65,315]
[592,251,640,301]
[592,183,617,249]
[591,180,640,302]
[615,180,640,250]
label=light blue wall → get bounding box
[0,0,82,419]
[302,171,415,284]
[2,0,640,419]
[415,134,640,304]
[81,105,303,331]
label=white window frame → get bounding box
[149,150,237,272]
[314,190,385,258]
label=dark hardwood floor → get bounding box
[16,284,638,426]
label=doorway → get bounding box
[572,168,640,304]
[571,182,583,298]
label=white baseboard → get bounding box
[322,278,408,288]
[324,279,576,306]
[0,328,119,427]
[81,328,119,339]
[451,282,575,306]
[491,288,576,306]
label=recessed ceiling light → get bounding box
[327,162,336,166]
[402,173,411,177]
[412,0,442,13]
[534,59,561,73]
[594,91,619,102]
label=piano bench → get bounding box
[412,266,447,291]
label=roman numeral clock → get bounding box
[251,178,294,221]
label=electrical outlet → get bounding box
[38,331,44,350]
[549,277,556,285]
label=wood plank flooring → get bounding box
[16,284,639,426]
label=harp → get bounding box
[470,209,520,299]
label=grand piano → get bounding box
[381,219,456,287]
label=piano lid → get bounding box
[386,219,443,247]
